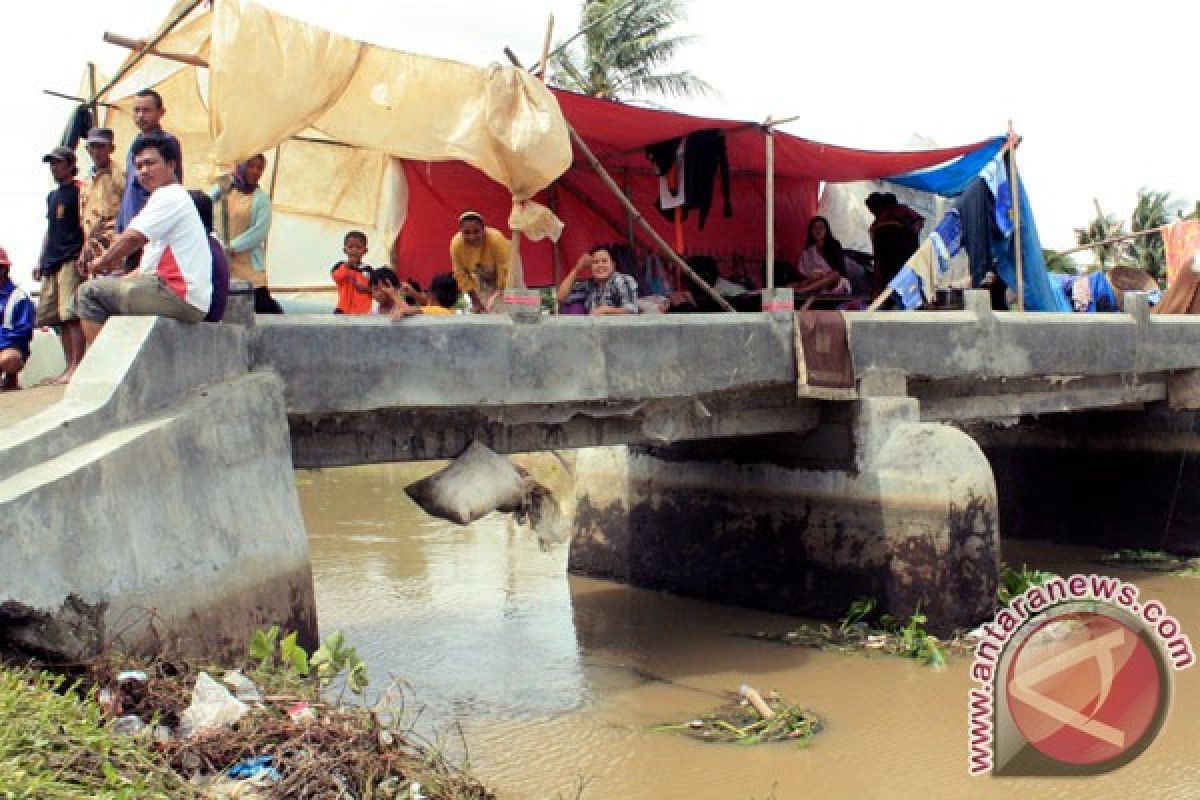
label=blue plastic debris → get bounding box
[227,755,281,781]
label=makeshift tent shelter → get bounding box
[73,0,1063,310]
[81,0,571,287]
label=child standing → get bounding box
[331,231,373,314]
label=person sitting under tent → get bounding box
[0,246,35,390]
[450,211,510,314]
[866,191,923,294]
[556,246,638,315]
[80,134,212,345]
[792,216,852,295]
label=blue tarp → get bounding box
[887,136,1007,197]
[886,138,1070,312]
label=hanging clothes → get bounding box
[1162,219,1200,289]
[646,129,732,230]
[955,178,997,288]
[59,104,92,151]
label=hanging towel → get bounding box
[979,153,1014,237]
[794,311,856,398]
[888,266,926,310]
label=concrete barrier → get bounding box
[0,318,315,661]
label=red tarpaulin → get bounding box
[395,89,997,288]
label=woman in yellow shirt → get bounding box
[450,210,510,313]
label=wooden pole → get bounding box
[1008,122,1024,312]
[765,118,775,292]
[86,63,99,127]
[537,15,555,80]
[102,32,210,68]
[42,89,117,109]
[503,47,733,311]
[1058,226,1165,257]
[92,0,204,102]
[549,184,562,314]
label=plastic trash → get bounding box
[116,670,148,684]
[111,715,145,735]
[739,684,776,720]
[227,755,280,782]
[286,702,316,725]
[97,687,120,715]
[222,670,263,704]
[179,671,249,738]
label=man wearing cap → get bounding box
[34,145,84,384]
[0,246,35,390]
[80,133,210,346]
[79,128,124,280]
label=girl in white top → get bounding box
[794,215,851,295]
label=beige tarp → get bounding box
[94,0,571,286]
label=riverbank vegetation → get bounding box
[0,629,493,799]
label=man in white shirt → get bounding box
[79,134,212,348]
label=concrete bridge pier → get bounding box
[566,382,1000,633]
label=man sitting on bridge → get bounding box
[78,134,213,348]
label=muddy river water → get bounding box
[298,461,1200,799]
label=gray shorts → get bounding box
[77,274,206,325]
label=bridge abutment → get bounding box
[567,394,1000,632]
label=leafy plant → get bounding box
[895,606,945,667]
[311,631,369,695]
[247,628,367,694]
[839,597,875,635]
[998,563,1057,604]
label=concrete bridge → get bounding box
[4,289,1198,658]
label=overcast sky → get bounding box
[2,0,1196,286]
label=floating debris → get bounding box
[652,687,822,746]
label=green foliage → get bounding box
[1129,188,1186,279]
[551,0,712,101]
[310,630,369,695]
[839,597,875,635]
[1042,248,1078,274]
[895,607,945,667]
[280,631,311,677]
[0,667,192,798]
[248,625,280,667]
[998,563,1057,605]
[248,628,367,694]
[1075,211,1126,269]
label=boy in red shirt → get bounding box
[331,230,373,314]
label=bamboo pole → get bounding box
[549,184,562,314]
[765,117,775,292]
[86,63,99,127]
[102,32,209,68]
[1008,122,1024,311]
[503,48,733,311]
[1058,226,1165,257]
[42,90,117,109]
[92,0,204,102]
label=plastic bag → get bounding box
[405,441,525,525]
[179,672,249,738]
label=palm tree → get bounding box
[1074,211,1127,269]
[1042,248,1078,274]
[550,0,712,101]
[1128,188,1183,279]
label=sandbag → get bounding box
[405,441,526,525]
